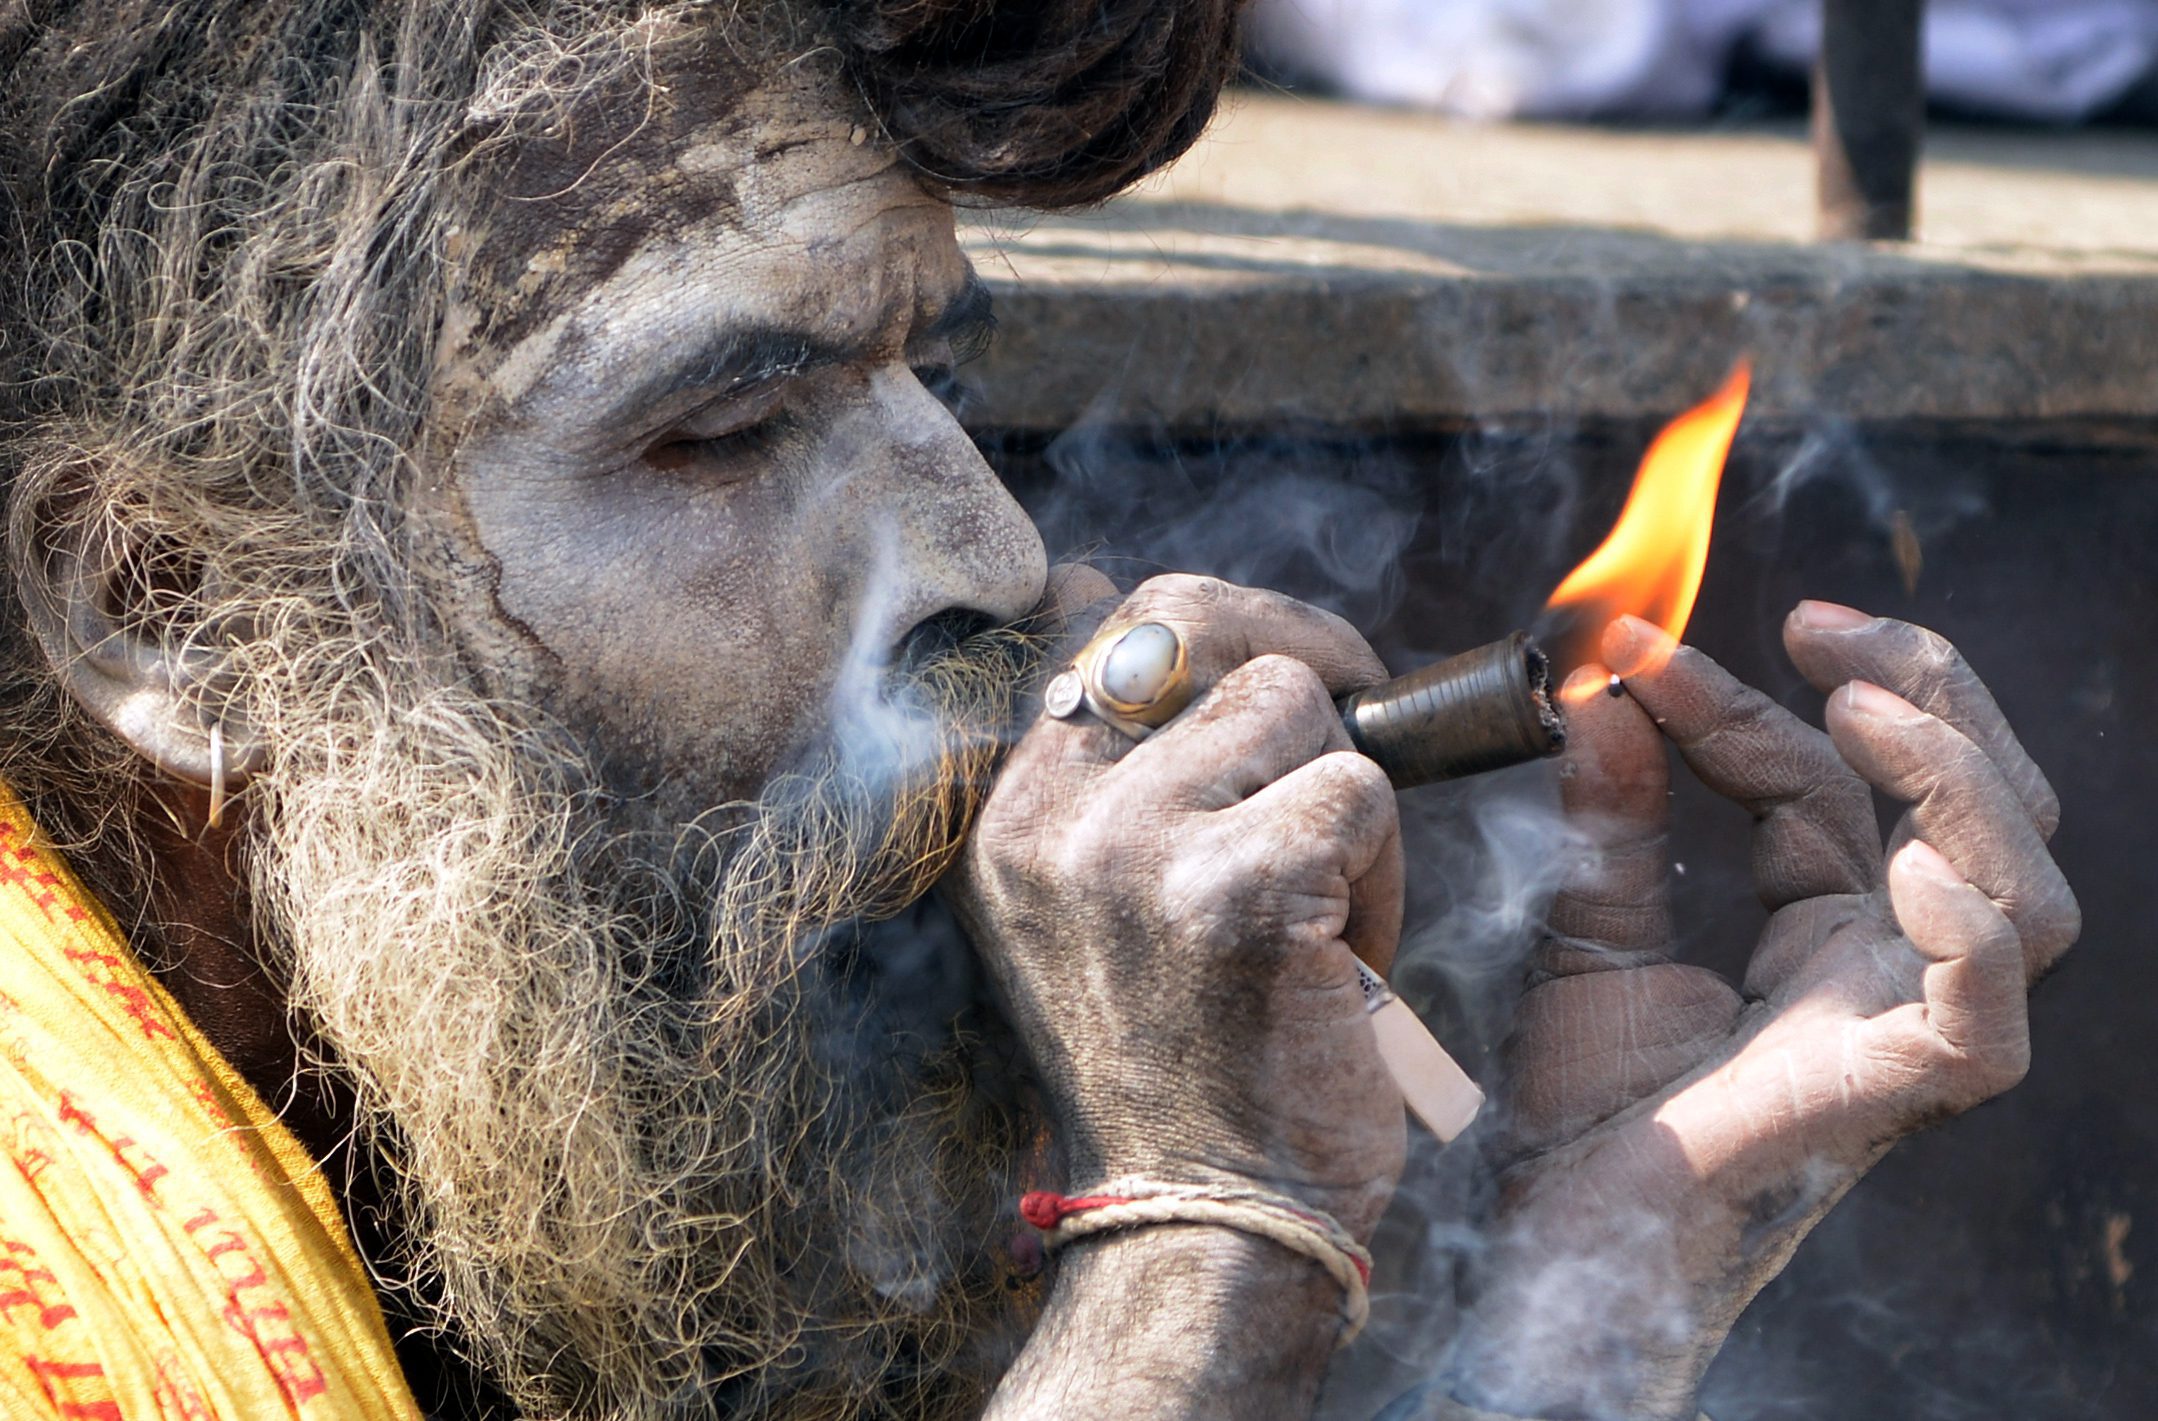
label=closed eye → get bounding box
[642,381,792,474]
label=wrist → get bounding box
[1023,1177,1374,1340]
[1055,1130,1402,1244]
[986,1222,1345,1420]
[1061,1225,1345,1386]
[1445,1159,1737,1421]
[1446,1136,1871,1418]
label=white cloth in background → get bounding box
[1248,0,2158,122]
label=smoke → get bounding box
[1750,420,1990,542]
[244,547,1043,1420]
[995,377,2072,1418]
[1026,418,1425,630]
[998,406,1585,1412]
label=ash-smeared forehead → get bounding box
[446,22,767,360]
[432,38,955,449]
[440,17,913,385]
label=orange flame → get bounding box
[1544,360,1751,688]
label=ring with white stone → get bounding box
[1062,620,1196,740]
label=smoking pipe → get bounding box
[1334,632,1567,1140]
[1338,631,1567,790]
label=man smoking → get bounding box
[0,3,2078,1419]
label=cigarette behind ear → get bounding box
[1357,961,1484,1143]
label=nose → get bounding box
[850,366,1048,634]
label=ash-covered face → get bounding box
[216,43,1051,1420]
[427,47,1048,814]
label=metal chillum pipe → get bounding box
[1337,631,1567,790]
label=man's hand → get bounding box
[954,573,1409,1418]
[1446,603,2080,1421]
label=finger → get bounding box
[1513,668,1738,1156]
[1784,602,2059,839]
[1827,681,2081,979]
[1541,665,1674,961]
[1037,561,1119,638]
[1345,797,1405,977]
[1103,573,1390,696]
[1878,839,2030,1102]
[1217,751,1404,973]
[1014,563,1124,733]
[1122,653,1352,809]
[1607,616,1884,908]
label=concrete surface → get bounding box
[960,94,2158,431]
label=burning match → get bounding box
[1334,358,1753,794]
[1327,360,1753,1141]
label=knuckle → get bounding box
[1273,755,1397,852]
[1128,572,1229,621]
[1062,793,1132,866]
[1305,603,1386,672]
[2021,882,2083,959]
[1967,1030,2032,1098]
[1911,625,1964,682]
[2031,785,2064,842]
[1934,735,1994,792]
[1239,652,1333,714]
[1817,774,1880,829]
[1324,750,1397,816]
[1719,681,1784,735]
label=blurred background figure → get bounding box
[1248,0,2158,124]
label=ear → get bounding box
[14,481,265,797]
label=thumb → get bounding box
[1035,562,1119,654]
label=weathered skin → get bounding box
[31,38,2077,1421]
[425,55,1047,811]
[947,584,2075,1419]
[1446,609,2078,1420]
[425,57,1403,1414]
[957,572,1409,1418]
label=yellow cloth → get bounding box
[0,787,421,1420]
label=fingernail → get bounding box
[1896,839,1966,888]
[1793,599,1873,631]
[1841,679,1924,722]
[1601,615,1672,677]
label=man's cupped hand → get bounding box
[951,574,2073,1421]
[1448,604,2079,1421]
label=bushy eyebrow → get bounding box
[607,328,847,429]
[602,273,992,428]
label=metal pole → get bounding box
[1814,0,1926,240]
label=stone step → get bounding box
[960,94,2158,433]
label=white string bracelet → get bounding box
[1019,1177,1375,1345]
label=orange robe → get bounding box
[0,788,419,1419]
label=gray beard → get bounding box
[246,626,1041,1420]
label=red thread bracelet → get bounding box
[1017,1178,1375,1342]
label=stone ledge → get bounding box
[959,95,2158,433]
